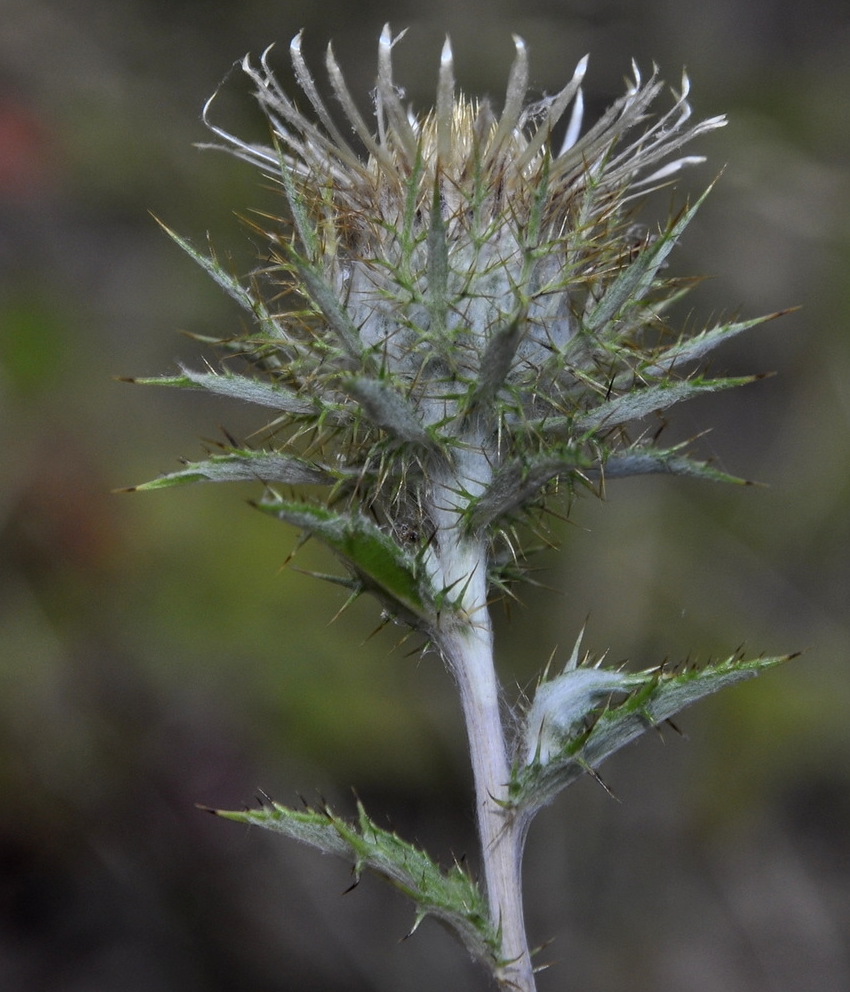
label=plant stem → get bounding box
[428,446,535,989]
[438,600,535,991]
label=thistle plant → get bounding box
[126,27,793,992]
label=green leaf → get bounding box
[426,182,450,337]
[575,375,758,433]
[276,149,321,262]
[125,368,315,416]
[467,446,592,532]
[583,187,711,338]
[524,666,646,765]
[211,798,500,966]
[513,651,796,816]
[639,310,791,378]
[156,221,284,339]
[343,376,432,445]
[126,450,333,491]
[254,496,434,624]
[469,312,525,408]
[601,445,751,485]
[295,259,367,364]
[468,436,748,533]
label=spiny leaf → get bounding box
[426,182,449,337]
[469,312,525,408]
[468,435,747,534]
[400,147,428,271]
[513,651,796,816]
[600,445,750,485]
[156,221,284,338]
[294,258,368,364]
[583,187,711,338]
[126,450,333,491]
[124,367,315,416]
[254,496,434,624]
[637,310,793,379]
[467,446,594,532]
[276,145,321,261]
[575,375,759,433]
[524,666,646,765]
[211,797,499,966]
[343,376,433,445]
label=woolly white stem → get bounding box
[428,451,535,991]
[438,582,534,990]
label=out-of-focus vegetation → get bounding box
[1,1,848,989]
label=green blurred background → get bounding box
[1,0,848,989]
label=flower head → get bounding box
[137,27,778,618]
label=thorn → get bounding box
[563,623,586,672]
[363,614,391,642]
[583,762,620,801]
[540,644,559,683]
[341,875,360,895]
[221,425,241,448]
[530,934,559,972]
[401,911,426,941]
[328,588,362,625]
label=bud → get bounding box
[139,26,778,612]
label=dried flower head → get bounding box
[136,26,778,624]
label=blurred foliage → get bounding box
[1,0,849,989]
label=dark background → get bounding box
[2,1,849,989]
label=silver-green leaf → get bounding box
[127,450,333,490]
[513,651,796,816]
[211,798,500,966]
[254,496,435,624]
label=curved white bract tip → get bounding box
[560,87,584,154]
[574,53,590,83]
[441,36,453,68]
[437,37,456,166]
